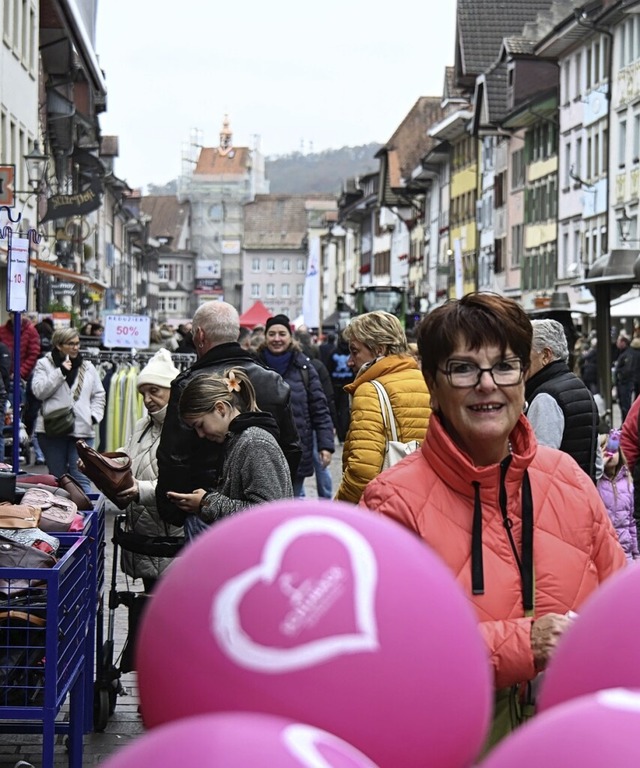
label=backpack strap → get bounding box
[300,364,310,391]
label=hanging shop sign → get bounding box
[51,281,78,297]
[40,175,103,224]
[0,165,15,207]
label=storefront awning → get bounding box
[31,258,91,284]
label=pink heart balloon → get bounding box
[101,712,380,767]
[538,565,640,712]
[480,689,640,767]
[136,499,492,768]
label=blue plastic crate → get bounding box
[0,535,91,768]
[58,493,106,733]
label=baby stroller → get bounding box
[93,513,185,730]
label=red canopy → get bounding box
[239,300,272,329]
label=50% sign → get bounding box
[104,314,150,349]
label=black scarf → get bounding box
[51,348,84,388]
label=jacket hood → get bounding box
[228,411,280,441]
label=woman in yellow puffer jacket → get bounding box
[334,311,431,504]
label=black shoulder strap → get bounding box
[301,365,310,390]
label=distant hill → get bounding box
[145,142,382,198]
[265,143,382,195]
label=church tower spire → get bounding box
[219,114,233,155]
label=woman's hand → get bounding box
[61,354,72,372]
[115,480,140,506]
[531,613,573,672]
[319,450,332,469]
[166,489,206,513]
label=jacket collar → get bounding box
[422,413,537,502]
[191,343,252,371]
[345,354,419,394]
[524,359,570,401]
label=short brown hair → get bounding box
[417,293,532,381]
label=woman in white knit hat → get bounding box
[114,349,183,593]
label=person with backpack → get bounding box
[327,333,354,443]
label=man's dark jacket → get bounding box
[156,342,301,525]
[525,359,598,480]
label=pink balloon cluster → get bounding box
[479,563,640,766]
[132,499,493,768]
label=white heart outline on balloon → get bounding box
[282,723,379,767]
[212,515,380,672]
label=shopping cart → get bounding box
[93,513,184,731]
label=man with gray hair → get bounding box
[156,300,301,527]
[525,319,600,481]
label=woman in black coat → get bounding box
[258,315,335,497]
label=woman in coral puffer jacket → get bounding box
[361,293,625,749]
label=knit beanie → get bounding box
[265,314,292,334]
[137,348,180,389]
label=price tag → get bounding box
[103,314,150,349]
[7,237,29,312]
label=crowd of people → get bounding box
[5,296,640,752]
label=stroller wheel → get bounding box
[93,684,110,732]
[108,680,118,715]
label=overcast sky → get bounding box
[96,1,457,191]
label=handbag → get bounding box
[20,488,78,533]
[76,440,134,510]
[0,503,41,529]
[57,474,93,511]
[42,406,75,437]
[0,533,57,595]
[42,360,86,437]
[371,380,421,471]
[0,472,16,503]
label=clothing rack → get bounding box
[83,349,196,370]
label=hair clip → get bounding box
[225,371,241,393]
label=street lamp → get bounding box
[23,141,48,191]
[617,207,633,246]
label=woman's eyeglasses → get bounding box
[438,358,524,388]
[64,341,80,348]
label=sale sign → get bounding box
[104,314,150,349]
[7,237,29,312]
